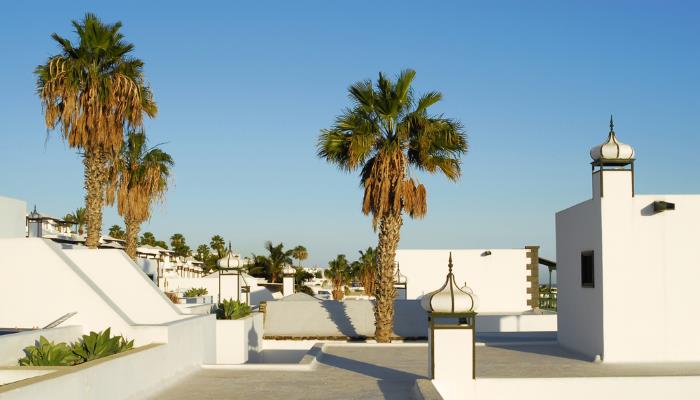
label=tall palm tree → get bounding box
[36,13,157,248]
[251,241,293,283]
[317,69,468,342]
[64,207,87,235]
[325,254,350,300]
[106,130,173,260]
[291,245,308,268]
[355,247,377,296]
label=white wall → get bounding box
[0,239,135,336]
[0,196,26,238]
[165,275,274,307]
[215,313,263,364]
[557,167,700,362]
[395,249,531,313]
[602,192,700,362]
[0,315,215,400]
[0,326,83,366]
[555,199,604,359]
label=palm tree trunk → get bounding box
[374,212,402,343]
[125,216,139,260]
[84,150,107,248]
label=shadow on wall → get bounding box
[263,300,427,338]
[250,288,275,305]
[321,301,359,337]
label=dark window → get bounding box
[581,251,594,288]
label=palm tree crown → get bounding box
[317,69,467,225]
[35,13,157,248]
[251,241,294,283]
[107,130,172,259]
[64,207,87,235]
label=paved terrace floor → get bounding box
[150,339,700,400]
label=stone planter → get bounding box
[215,312,263,364]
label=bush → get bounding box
[183,287,208,297]
[18,329,133,366]
[71,328,133,363]
[296,284,315,296]
[216,299,251,320]
[18,336,77,366]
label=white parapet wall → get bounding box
[0,326,83,366]
[0,196,26,238]
[215,313,264,364]
[0,237,216,399]
[395,249,533,313]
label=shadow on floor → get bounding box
[485,343,592,362]
[320,353,424,400]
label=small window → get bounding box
[581,251,594,288]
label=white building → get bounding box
[556,119,700,363]
[395,247,546,313]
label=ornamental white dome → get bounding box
[217,242,241,269]
[420,253,476,314]
[590,116,635,162]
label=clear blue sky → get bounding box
[1,1,698,270]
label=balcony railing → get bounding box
[539,287,557,311]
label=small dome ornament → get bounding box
[590,116,635,163]
[282,264,295,276]
[420,253,476,313]
[217,242,241,269]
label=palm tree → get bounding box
[251,241,293,283]
[36,13,157,248]
[291,245,308,268]
[170,233,191,258]
[108,224,125,239]
[210,235,227,259]
[325,255,350,300]
[64,207,87,235]
[317,69,468,342]
[106,130,173,260]
[355,247,377,296]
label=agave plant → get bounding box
[71,328,133,363]
[183,287,208,297]
[216,299,251,320]
[18,336,77,366]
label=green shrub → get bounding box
[18,336,78,366]
[216,299,251,320]
[71,328,134,363]
[183,287,208,297]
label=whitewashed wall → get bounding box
[0,315,216,400]
[555,198,604,359]
[0,326,83,366]
[395,249,531,313]
[0,196,26,238]
[557,168,700,362]
[165,276,274,306]
[433,376,700,400]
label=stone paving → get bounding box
[150,340,700,399]
[150,346,428,400]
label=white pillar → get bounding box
[429,316,475,399]
[283,275,294,296]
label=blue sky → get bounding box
[1,1,698,272]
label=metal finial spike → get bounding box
[448,252,453,273]
[609,115,614,133]
[227,241,232,252]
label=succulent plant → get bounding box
[216,299,251,320]
[71,328,133,363]
[18,336,78,366]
